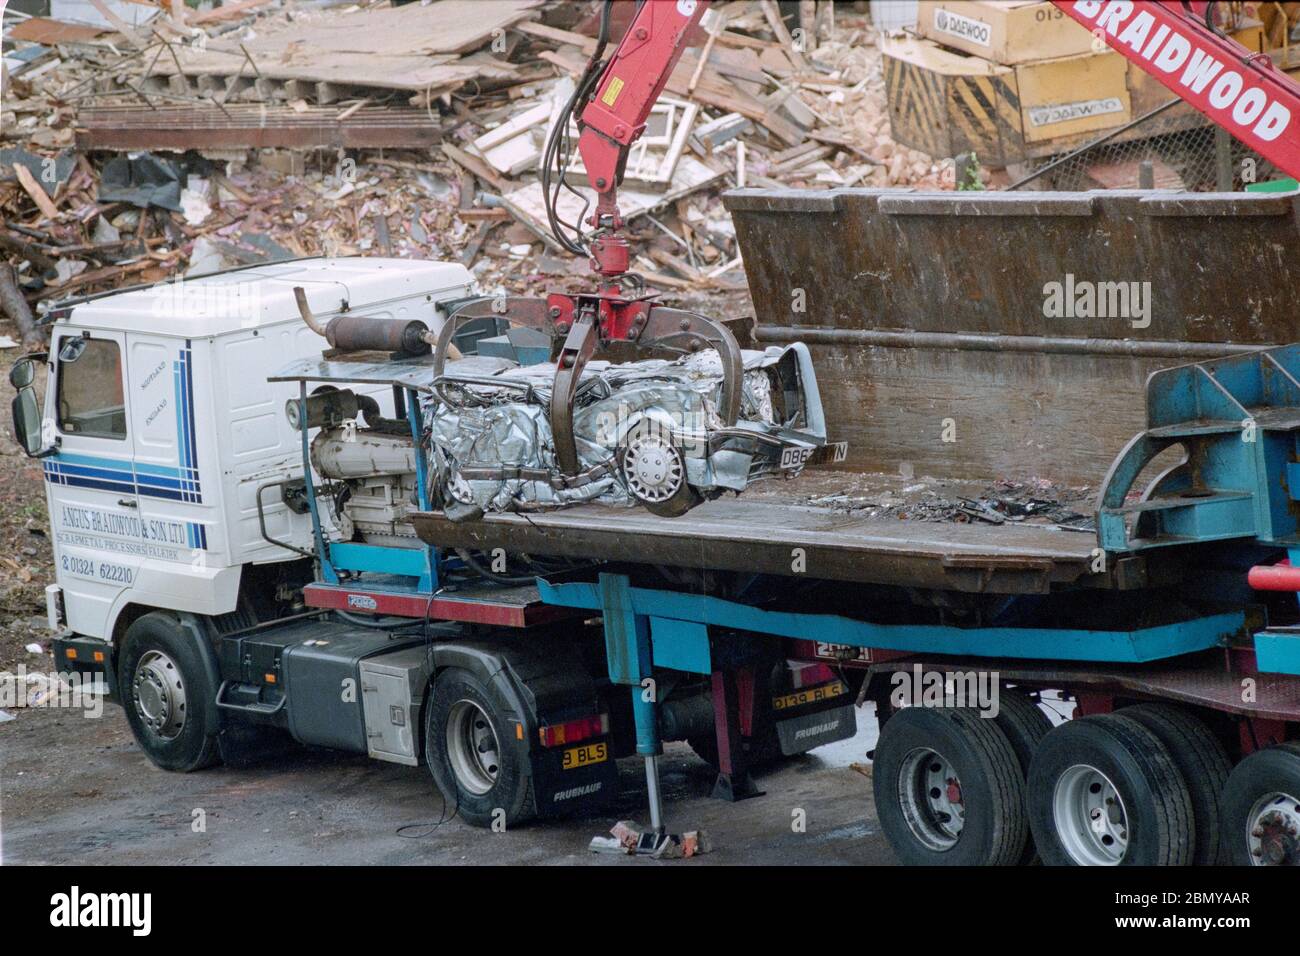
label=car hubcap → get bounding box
[898,747,965,851]
[132,650,187,740]
[1247,792,1300,865]
[445,699,501,796]
[623,432,684,503]
[1054,764,1129,865]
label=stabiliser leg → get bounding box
[709,666,764,802]
[595,573,705,856]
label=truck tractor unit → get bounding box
[9,256,857,828]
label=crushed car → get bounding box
[421,343,845,518]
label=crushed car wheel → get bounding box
[619,425,701,517]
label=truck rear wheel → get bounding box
[117,612,221,772]
[425,667,534,829]
[1028,714,1193,866]
[1220,742,1300,866]
[872,706,1028,866]
[992,688,1053,865]
[1121,703,1231,865]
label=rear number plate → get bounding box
[773,680,848,711]
[561,742,607,770]
[779,446,814,470]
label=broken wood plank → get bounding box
[8,17,109,44]
[12,165,59,220]
[458,208,511,222]
[87,0,150,49]
[759,0,808,72]
[442,142,510,193]
[0,264,45,350]
[191,0,274,24]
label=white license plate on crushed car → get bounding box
[780,442,848,470]
[780,446,814,470]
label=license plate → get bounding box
[779,445,815,470]
[780,442,848,470]
[815,642,872,663]
[773,680,848,711]
[561,741,607,770]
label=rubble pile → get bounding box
[0,0,952,322]
[804,477,1095,531]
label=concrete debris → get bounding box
[0,0,951,318]
[591,820,711,858]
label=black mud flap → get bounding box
[51,634,119,703]
[775,703,857,756]
[530,737,620,819]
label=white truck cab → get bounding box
[14,257,473,644]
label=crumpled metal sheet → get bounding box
[421,348,791,514]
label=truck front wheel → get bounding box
[425,667,534,829]
[117,612,221,772]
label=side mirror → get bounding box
[9,356,53,458]
[9,356,36,389]
[11,387,44,456]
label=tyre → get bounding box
[1220,741,1300,866]
[872,706,1028,866]
[117,612,221,772]
[425,667,534,828]
[688,727,783,770]
[619,424,701,517]
[1122,703,1231,865]
[992,687,1053,865]
[1028,713,1193,866]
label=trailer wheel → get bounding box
[117,612,220,772]
[619,425,701,517]
[873,707,1028,866]
[1028,714,1193,866]
[1220,742,1300,866]
[992,688,1053,865]
[1122,703,1231,865]
[425,667,534,829]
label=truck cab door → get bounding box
[44,329,141,636]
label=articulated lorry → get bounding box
[10,0,1300,866]
[12,240,1300,866]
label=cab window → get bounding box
[56,336,127,440]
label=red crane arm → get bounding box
[575,0,709,277]
[1052,1,1300,181]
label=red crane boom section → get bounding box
[1052,1,1300,181]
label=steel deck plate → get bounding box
[412,499,1115,595]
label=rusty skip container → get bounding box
[723,187,1300,485]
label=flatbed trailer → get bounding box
[398,340,1300,866]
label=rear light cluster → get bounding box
[538,713,609,748]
